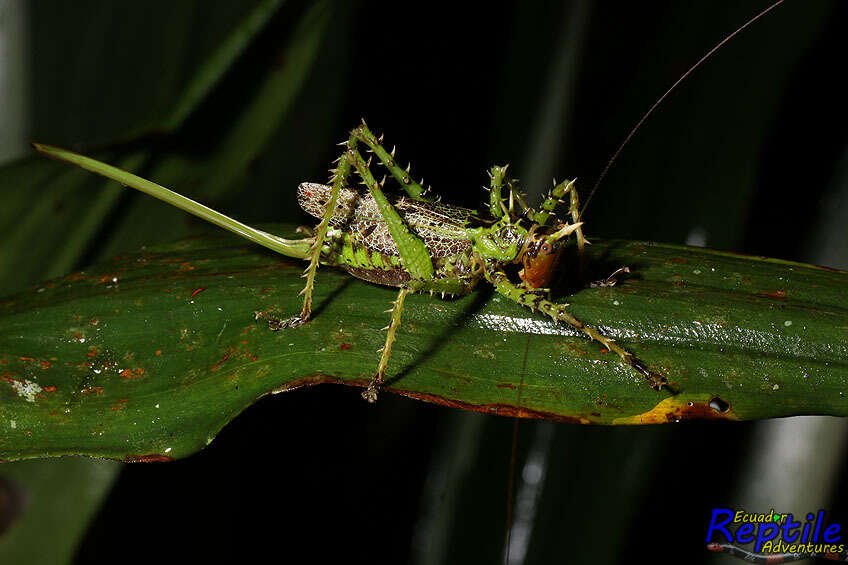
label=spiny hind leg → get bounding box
[485,267,668,391]
[350,119,429,201]
[256,137,355,331]
[362,286,411,403]
[347,144,443,401]
[348,146,435,281]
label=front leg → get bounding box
[484,266,668,391]
[536,178,587,279]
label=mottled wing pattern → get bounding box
[297,183,474,257]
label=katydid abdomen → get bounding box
[298,182,480,293]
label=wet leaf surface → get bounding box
[1,225,846,461]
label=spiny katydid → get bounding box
[33,128,668,402]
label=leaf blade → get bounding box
[0,228,846,461]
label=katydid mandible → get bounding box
[33,125,668,402]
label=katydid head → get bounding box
[516,223,579,288]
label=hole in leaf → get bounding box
[709,396,730,413]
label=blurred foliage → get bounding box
[0,1,845,564]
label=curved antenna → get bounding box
[580,0,785,216]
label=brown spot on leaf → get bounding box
[110,398,128,412]
[757,290,787,300]
[210,352,232,371]
[119,368,145,380]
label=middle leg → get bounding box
[362,286,410,403]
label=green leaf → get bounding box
[0,226,846,461]
[0,1,328,560]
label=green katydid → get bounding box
[33,125,668,403]
[30,1,788,407]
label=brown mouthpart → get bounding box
[517,226,566,288]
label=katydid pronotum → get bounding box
[33,127,667,403]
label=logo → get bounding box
[705,508,845,562]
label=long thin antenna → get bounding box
[580,0,784,216]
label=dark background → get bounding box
[0,1,846,563]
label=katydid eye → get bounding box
[541,243,551,254]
